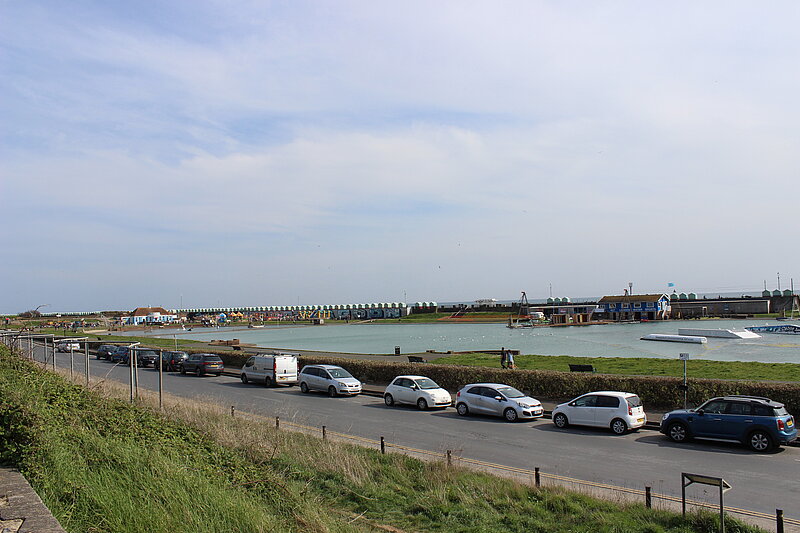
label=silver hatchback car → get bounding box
[455,383,544,422]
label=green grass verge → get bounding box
[431,353,800,382]
[0,347,763,533]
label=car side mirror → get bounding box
[495,396,504,401]
[697,409,705,416]
[568,402,576,407]
[410,385,418,390]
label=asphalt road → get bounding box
[25,344,800,527]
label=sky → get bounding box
[2,1,800,314]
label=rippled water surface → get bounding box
[133,319,800,363]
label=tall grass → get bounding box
[0,346,765,533]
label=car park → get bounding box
[299,364,361,397]
[455,383,543,422]
[552,391,646,434]
[96,344,117,360]
[660,395,797,452]
[56,341,80,352]
[180,354,224,376]
[241,353,299,387]
[384,375,451,410]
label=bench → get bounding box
[407,356,426,363]
[568,364,595,373]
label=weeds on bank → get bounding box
[0,347,764,533]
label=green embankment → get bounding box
[432,353,800,382]
[0,347,762,533]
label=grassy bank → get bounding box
[432,353,800,382]
[0,347,762,533]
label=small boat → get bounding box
[641,334,707,344]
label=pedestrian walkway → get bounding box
[0,468,65,533]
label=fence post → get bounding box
[231,406,235,417]
[158,349,163,410]
[380,436,385,454]
[52,340,55,370]
[322,425,327,440]
[275,416,280,429]
[645,486,652,509]
[85,341,90,386]
[535,467,540,487]
[776,509,784,533]
[129,351,134,403]
[446,450,452,466]
[69,346,74,379]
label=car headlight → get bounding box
[662,413,669,421]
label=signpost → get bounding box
[679,353,689,409]
[682,473,731,533]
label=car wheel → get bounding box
[384,394,395,407]
[195,367,202,377]
[456,403,469,416]
[240,373,248,384]
[667,422,689,443]
[416,398,428,411]
[748,430,774,452]
[180,365,186,375]
[504,408,518,422]
[553,413,568,428]
[611,418,628,435]
[300,382,309,393]
[328,386,337,398]
[265,376,274,388]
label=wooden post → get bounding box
[535,467,540,487]
[275,416,280,429]
[776,509,784,533]
[85,341,90,386]
[69,346,74,379]
[158,349,163,410]
[446,450,451,466]
[645,486,652,508]
[380,436,385,454]
[322,425,327,440]
[231,406,235,417]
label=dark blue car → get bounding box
[660,395,796,452]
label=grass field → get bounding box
[0,346,763,533]
[431,353,800,382]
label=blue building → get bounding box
[598,294,671,321]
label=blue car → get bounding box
[660,395,796,452]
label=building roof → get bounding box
[131,307,170,316]
[598,294,668,304]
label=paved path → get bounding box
[0,468,65,533]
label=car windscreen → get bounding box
[496,386,525,399]
[626,396,642,408]
[415,378,440,390]
[327,368,353,379]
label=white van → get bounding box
[240,353,299,387]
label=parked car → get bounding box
[155,351,188,371]
[455,383,543,422]
[660,395,797,452]
[384,375,451,410]
[133,349,159,368]
[180,353,224,376]
[241,353,299,387]
[96,344,117,360]
[56,341,80,352]
[110,346,130,363]
[552,391,646,434]
[299,364,361,397]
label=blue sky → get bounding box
[2,1,800,314]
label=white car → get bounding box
[299,364,362,397]
[56,341,80,352]
[455,383,544,422]
[552,391,646,434]
[384,375,452,410]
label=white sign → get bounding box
[679,353,690,361]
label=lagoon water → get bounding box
[140,319,800,363]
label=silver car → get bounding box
[299,364,362,397]
[455,383,544,422]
